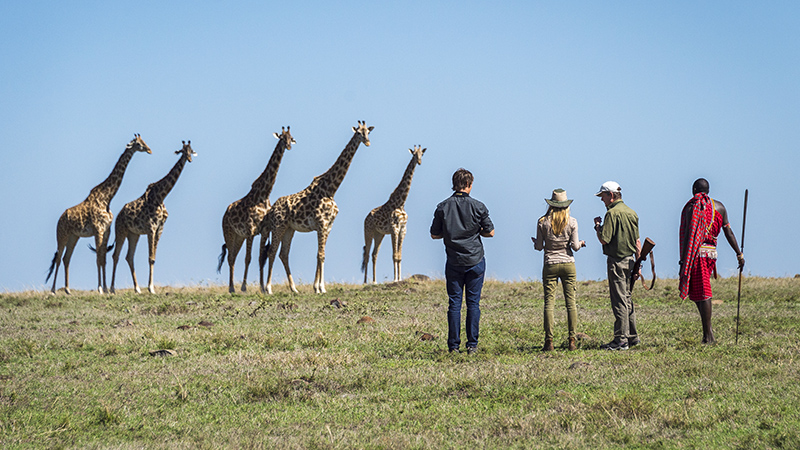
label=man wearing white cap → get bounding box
[593,181,641,350]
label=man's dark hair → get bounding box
[692,178,710,194]
[452,168,473,192]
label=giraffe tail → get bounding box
[87,243,115,254]
[259,238,271,270]
[217,244,227,273]
[45,252,58,283]
[361,245,368,273]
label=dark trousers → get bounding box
[607,255,638,343]
[446,258,486,350]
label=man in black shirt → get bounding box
[430,168,495,354]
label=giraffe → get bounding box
[362,145,426,284]
[217,127,295,293]
[259,121,374,294]
[109,140,196,294]
[46,134,152,294]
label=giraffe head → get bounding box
[128,133,153,154]
[409,145,426,165]
[351,121,374,147]
[272,126,296,150]
[176,140,197,162]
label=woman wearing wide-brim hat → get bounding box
[532,189,586,351]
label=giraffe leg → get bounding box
[258,232,270,293]
[241,236,254,292]
[394,225,407,282]
[147,226,162,294]
[362,231,372,285]
[371,233,385,284]
[49,242,67,295]
[279,229,299,294]
[265,227,286,295]
[94,229,112,294]
[314,229,330,294]
[62,236,79,295]
[110,231,124,294]
[125,234,142,294]
[225,236,244,294]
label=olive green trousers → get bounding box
[542,262,577,341]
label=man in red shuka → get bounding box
[679,178,745,344]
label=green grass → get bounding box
[1,277,799,449]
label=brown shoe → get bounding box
[568,337,577,351]
[542,339,554,352]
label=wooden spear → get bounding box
[736,189,748,345]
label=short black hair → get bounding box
[692,178,709,194]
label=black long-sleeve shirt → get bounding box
[430,191,494,267]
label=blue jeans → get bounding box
[446,258,486,350]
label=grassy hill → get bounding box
[1,277,799,449]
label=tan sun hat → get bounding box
[545,188,573,208]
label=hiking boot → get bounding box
[568,337,577,351]
[629,337,640,347]
[449,348,460,354]
[542,339,554,352]
[600,340,629,351]
[467,347,477,355]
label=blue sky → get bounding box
[1,1,798,293]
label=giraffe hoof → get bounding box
[148,286,156,294]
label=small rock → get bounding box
[419,332,435,341]
[198,320,214,327]
[330,299,347,308]
[149,349,177,357]
[177,325,193,330]
[569,361,590,370]
[278,302,298,310]
[576,332,591,341]
[113,320,134,328]
[357,316,375,324]
[408,274,430,281]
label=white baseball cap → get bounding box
[595,181,622,196]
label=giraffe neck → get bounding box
[88,146,135,206]
[312,133,361,198]
[145,153,188,205]
[244,139,289,204]
[385,156,418,210]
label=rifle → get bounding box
[630,237,656,291]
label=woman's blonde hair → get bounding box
[540,206,570,236]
